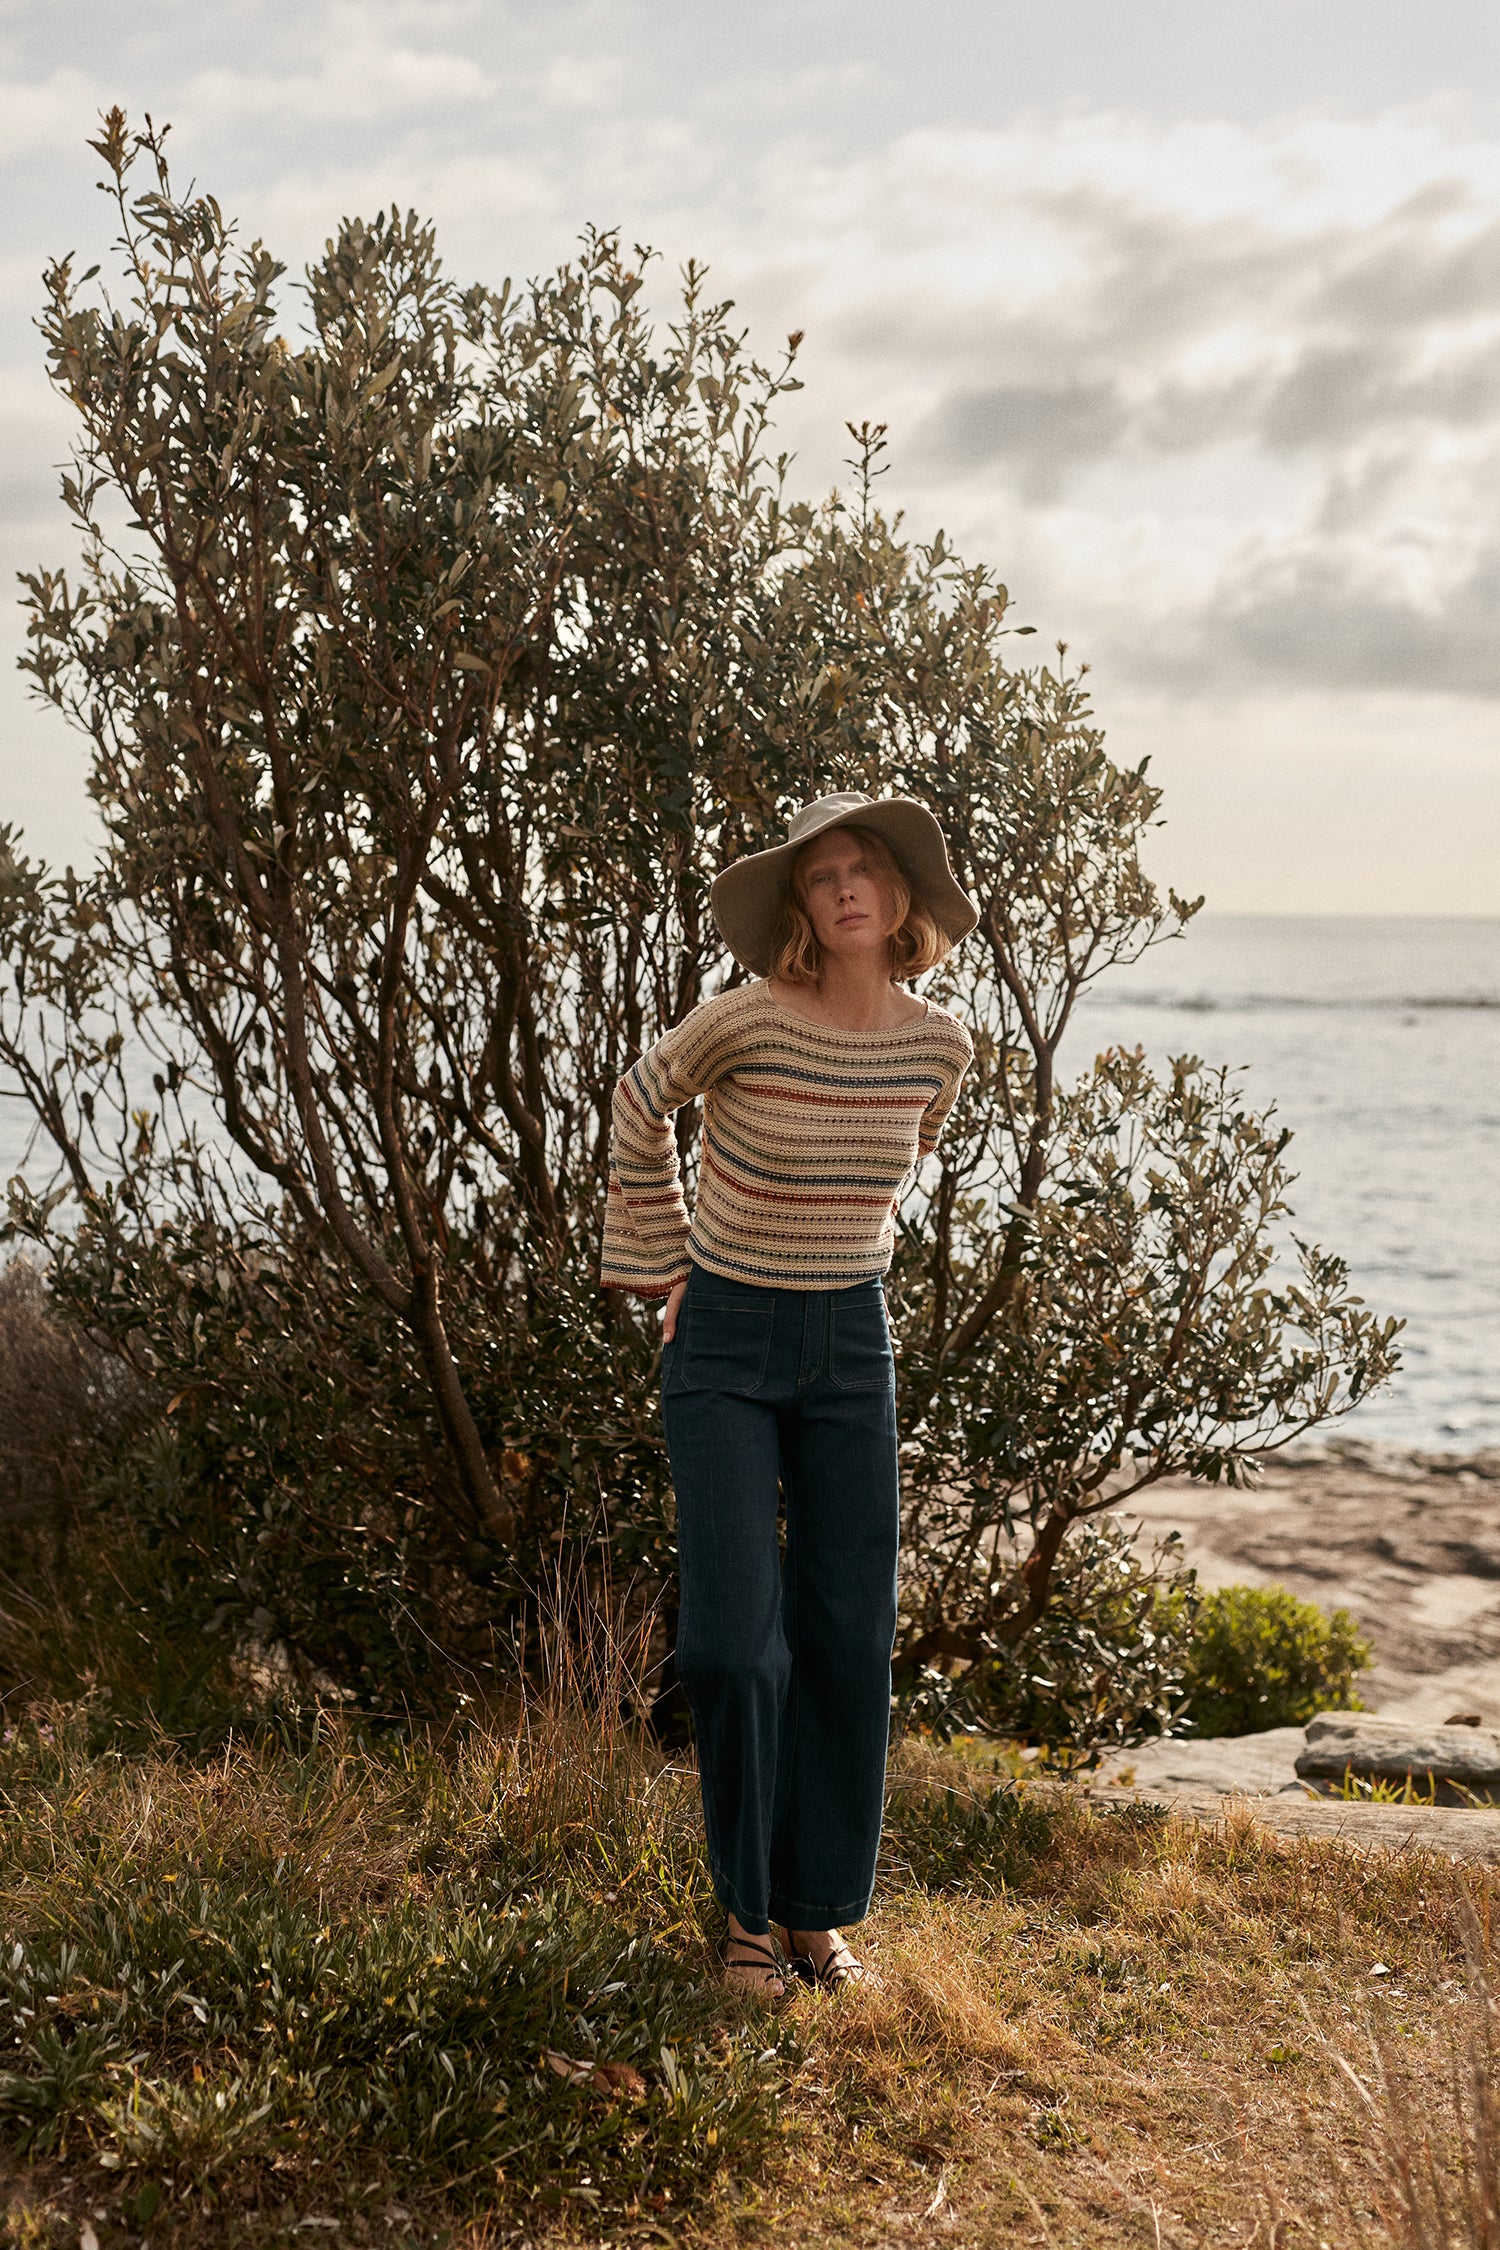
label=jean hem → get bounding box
[768,1891,872,1931]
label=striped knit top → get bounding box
[600,980,973,1295]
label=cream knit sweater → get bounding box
[600,980,973,1295]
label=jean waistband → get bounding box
[684,1261,884,1306]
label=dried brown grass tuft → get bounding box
[1302,1894,1500,2250]
[717,1792,1493,2250]
[830,1895,1038,2080]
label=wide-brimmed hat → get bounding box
[710,792,978,977]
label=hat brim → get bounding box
[710,798,979,977]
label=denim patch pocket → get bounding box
[829,1288,894,1391]
[674,1294,776,1397]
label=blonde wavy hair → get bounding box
[770,824,951,988]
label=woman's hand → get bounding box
[662,1278,688,1344]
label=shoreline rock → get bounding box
[1294,1709,1500,1803]
[1123,1447,1500,1726]
[1277,1436,1500,1480]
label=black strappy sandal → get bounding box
[782,1934,868,1993]
[722,1930,786,1998]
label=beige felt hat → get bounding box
[710,792,979,977]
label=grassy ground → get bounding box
[0,1699,1485,2250]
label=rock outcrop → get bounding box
[1295,1710,1500,1801]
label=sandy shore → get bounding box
[1123,1439,1500,1724]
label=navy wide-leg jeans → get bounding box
[660,1262,900,1937]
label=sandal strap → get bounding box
[724,1934,782,1971]
[787,1938,863,1990]
[820,1943,862,1988]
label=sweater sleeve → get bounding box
[599,998,734,1296]
[916,1025,974,1160]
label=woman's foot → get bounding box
[723,1914,786,1998]
[781,1927,869,1991]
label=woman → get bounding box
[601,792,976,1997]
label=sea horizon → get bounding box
[1077,910,1500,1455]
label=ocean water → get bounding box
[3,915,1496,1453]
[1073,915,1500,1455]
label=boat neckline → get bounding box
[757,982,933,1042]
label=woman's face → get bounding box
[795,829,901,964]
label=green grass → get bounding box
[0,1705,795,2241]
[881,1765,1056,1895]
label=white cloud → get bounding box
[0,65,99,159]
[1,14,1495,904]
[532,53,627,111]
[652,108,1500,704]
[181,47,492,127]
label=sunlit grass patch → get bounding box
[750,1789,1488,2249]
[0,1707,792,2240]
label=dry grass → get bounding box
[0,1706,1489,2249]
[700,1784,1488,2250]
[1304,1897,1500,2250]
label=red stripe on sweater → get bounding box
[732,1081,928,1112]
[702,1148,896,1210]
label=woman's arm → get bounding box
[599,997,732,1298]
[916,1023,975,1160]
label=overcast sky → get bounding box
[2,0,1497,912]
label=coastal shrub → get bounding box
[0,1259,143,1579]
[898,1518,1200,1762]
[0,109,1399,1722]
[1178,1583,1373,1737]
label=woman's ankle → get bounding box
[783,1925,838,1963]
[723,1914,784,1994]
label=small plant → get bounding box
[0,1703,793,2231]
[1032,2103,1085,2153]
[881,1777,1055,1895]
[1332,1770,1436,1806]
[1178,1583,1372,1738]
